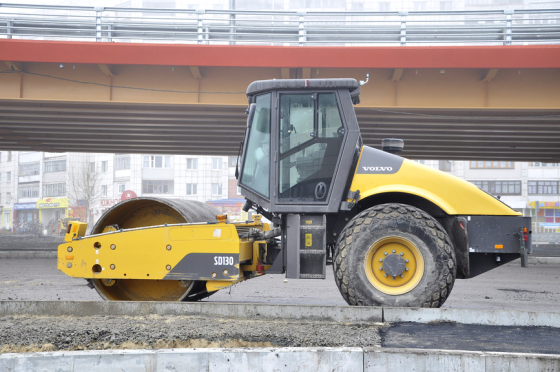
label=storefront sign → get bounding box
[37,198,69,209]
[101,191,137,208]
[101,198,121,207]
[14,203,37,210]
[527,201,560,209]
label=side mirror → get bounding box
[382,138,404,154]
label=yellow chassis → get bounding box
[58,216,272,293]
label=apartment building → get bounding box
[0,151,16,229]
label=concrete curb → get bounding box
[384,307,560,328]
[0,251,56,259]
[2,301,560,328]
[0,301,383,323]
[364,348,560,372]
[1,347,558,372]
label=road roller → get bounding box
[58,78,532,307]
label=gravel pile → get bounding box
[0,314,383,353]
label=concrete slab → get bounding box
[364,348,560,372]
[2,348,559,372]
[0,301,383,323]
[384,307,560,328]
[0,347,364,372]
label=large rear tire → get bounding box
[333,203,456,308]
[90,197,219,302]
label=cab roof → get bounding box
[246,78,360,104]
[246,78,359,95]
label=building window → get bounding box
[530,162,560,167]
[18,184,40,198]
[115,156,130,170]
[142,180,174,194]
[0,173,2,183]
[102,161,108,173]
[143,155,172,168]
[186,158,198,170]
[7,172,11,183]
[212,183,222,195]
[101,185,108,197]
[19,162,40,176]
[7,192,11,204]
[413,1,426,11]
[118,184,126,193]
[186,183,197,195]
[439,1,452,10]
[470,161,514,169]
[379,2,390,11]
[0,153,2,162]
[351,2,364,11]
[44,160,66,173]
[212,158,222,170]
[7,151,11,162]
[439,161,451,171]
[89,162,95,173]
[528,181,559,195]
[43,183,66,197]
[470,180,521,195]
[229,157,238,167]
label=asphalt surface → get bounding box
[382,323,560,355]
[0,258,559,312]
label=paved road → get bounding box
[0,258,559,312]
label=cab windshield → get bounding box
[240,93,271,198]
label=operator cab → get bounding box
[238,79,362,215]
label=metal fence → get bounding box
[1,3,560,46]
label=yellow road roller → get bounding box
[59,78,532,307]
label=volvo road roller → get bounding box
[58,78,532,307]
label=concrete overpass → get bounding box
[1,40,560,161]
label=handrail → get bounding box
[0,3,559,46]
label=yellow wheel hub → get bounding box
[364,236,424,295]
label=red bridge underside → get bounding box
[1,39,559,68]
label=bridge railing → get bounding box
[0,3,559,46]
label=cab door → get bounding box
[277,92,346,204]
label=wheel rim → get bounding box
[364,236,425,295]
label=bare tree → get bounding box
[67,154,102,226]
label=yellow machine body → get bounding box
[349,146,520,216]
[58,218,272,292]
